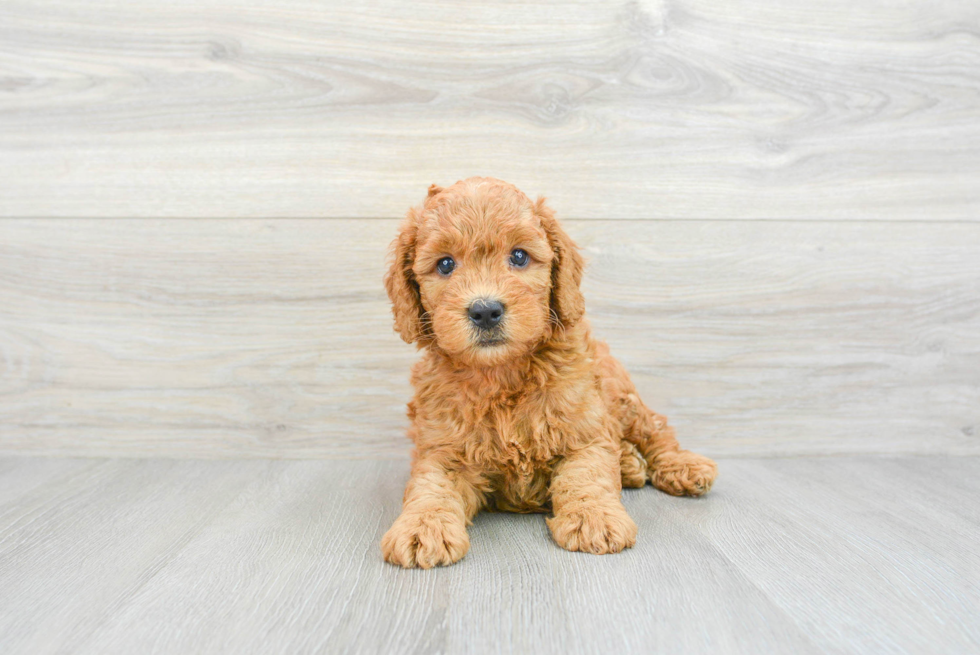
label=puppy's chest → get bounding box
[449,382,591,470]
[415,370,597,509]
[470,412,552,513]
[472,400,559,464]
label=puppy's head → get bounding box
[384,177,584,367]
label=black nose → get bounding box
[468,299,505,330]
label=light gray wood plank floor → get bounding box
[1,0,978,219]
[0,456,977,654]
[2,219,978,459]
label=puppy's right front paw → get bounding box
[381,510,469,569]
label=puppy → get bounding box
[381,177,717,568]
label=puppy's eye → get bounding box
[436,256,455,276]
[509,248,529,268]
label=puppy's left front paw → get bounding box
[547,504,637,555]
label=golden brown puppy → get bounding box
[381,177,717,568]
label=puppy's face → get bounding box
[385,178,585,367]
[413,196,553,367]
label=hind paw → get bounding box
[620,441,648,488]
[649,451,717,496]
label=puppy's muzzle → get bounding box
[467,299,504,331]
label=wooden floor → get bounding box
[0,455,977,655]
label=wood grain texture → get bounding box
[1,218,978,458]
[1,0,978,219]
[700,458,980,653]
[0,456,977,654]
[0,458,270,653]
[0,456,93,506]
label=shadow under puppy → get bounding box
[382,177,717,568]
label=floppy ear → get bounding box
[535,197,585,327]
[384,207,430,344]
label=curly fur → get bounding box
[381,177,717,568]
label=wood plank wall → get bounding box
[1,0,978,458]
